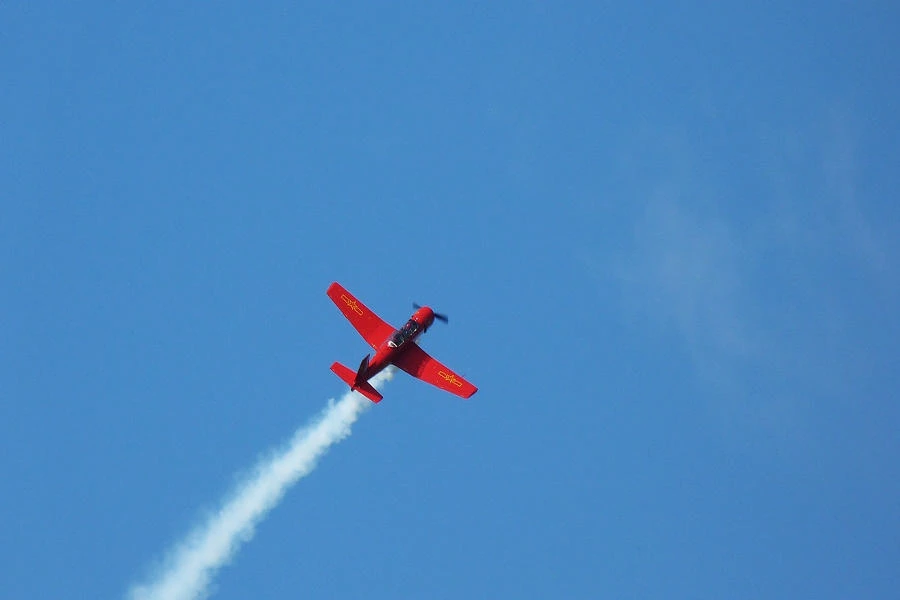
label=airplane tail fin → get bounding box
[330,358,383,403]
[355,354,370,381]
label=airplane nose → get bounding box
[412,303,446,325]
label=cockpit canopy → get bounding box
[387,318,420,348]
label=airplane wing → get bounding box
[392,342,478,399]
[327,282,395,349]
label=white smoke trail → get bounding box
[127,368,394,600]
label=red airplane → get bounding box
[327,282,477,403]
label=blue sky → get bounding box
[3,2,898,598]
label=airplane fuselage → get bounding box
[362,306,435,379]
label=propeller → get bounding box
[413,302,449,323]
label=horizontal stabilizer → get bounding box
[330,361,383,403]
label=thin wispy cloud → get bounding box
[603,114,897,440]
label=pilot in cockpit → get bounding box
[388,319,419,348]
